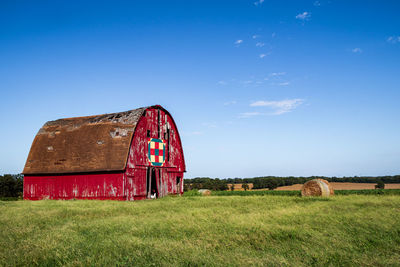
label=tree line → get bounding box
[184,175,400,191]
[0,174,23,198]
[184,178,228,191]
[1,174,399,196]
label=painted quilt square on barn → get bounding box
[147,138,166,166]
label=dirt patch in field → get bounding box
[276,183,400,191]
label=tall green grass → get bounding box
[1,195,400,266]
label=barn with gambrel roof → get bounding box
[23,105,185,200]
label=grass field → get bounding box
[1,195,400,266]
[211,189,400,196]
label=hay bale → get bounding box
[198,189,211,196]
[301,179,334,197]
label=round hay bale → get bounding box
[198,189,211,196]
[301,179,334,197]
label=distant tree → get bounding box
[191,183,201,190]
[242,183,249,191]
[234,178,243,184]
[217,179,228,191]
[0,174,23,198]
[183,183,190,192]
[226,178,234,184]
[266,179,279,190]
[14,174,23,197]
[375,180,385,189]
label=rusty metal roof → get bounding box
[23,107,147,174]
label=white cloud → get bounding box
[259,54,267,58]
[387,36,400,44]
[296,11,311,21]
[352,48,362,53]
[250,99,304,115]
[242,80,254,85]
[278,82,290,86]
[271,32,276,38]
[224,100,237,106]
[202,122,217,128]
[182,131,203,136]
[254,0,264,6]
[238,112,262,118]
[313,1,321,6]
[217,80,227,85]
[234,39,243,45]
[256,42,265,47]
[252,35,260,39]
[270,72,286,76]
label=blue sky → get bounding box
[1,0,399,178]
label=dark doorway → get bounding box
[147,167,158,199]
[176,176,182,194]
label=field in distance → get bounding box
[1,195,400,266]
[277,182,400,191]
[229,183,400,191]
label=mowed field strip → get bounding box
[277,182,400,191]
[1,195,400,266]
[229,183,400,191]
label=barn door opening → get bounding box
[157,168,163,197]
[176,176,182,195]
[147,167,158,199]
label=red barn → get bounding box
[23,105,185,200]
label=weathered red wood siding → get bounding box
[23,105,185,201]
[125,107,185,200]
[23,172,125,200]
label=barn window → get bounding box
[147,130,150,138]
